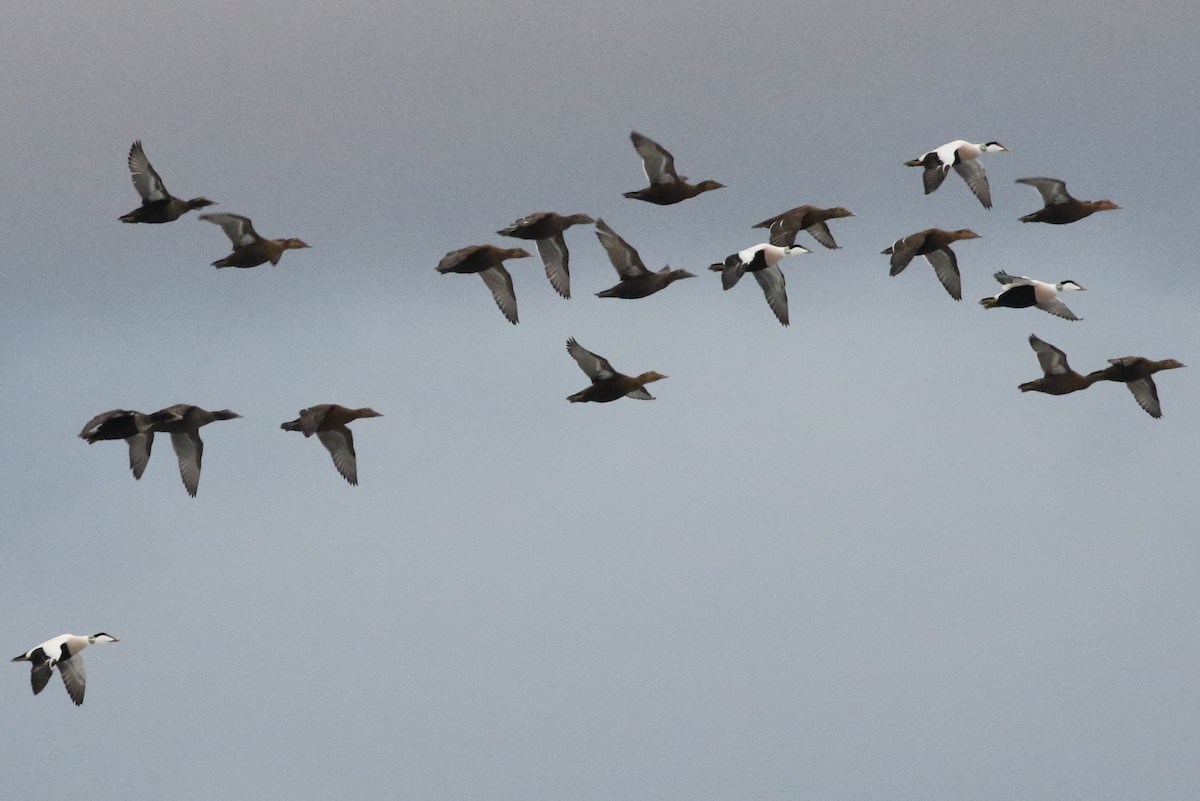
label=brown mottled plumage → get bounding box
[201,213,310,268]
[497,212,594,298]
[1018,335,1105,395]
[281,404,383,485]
[751,205,854,249]
[566,338,666,403]
[882,228,980,301]
[622,132,724,205]
[436,244,532,324]
[1090,356,1185,418]
[119,141,215,223]
[1016,178,1119,224]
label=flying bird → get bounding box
[1015,177,1120,224]
[904,139,1008,208]
[13,633,119,706]
[281,404,383,485]
[1018,335,1105,396]
[78,408,184,480]
[622,131,724,205]
[201,213,310,268]
[1090,355,1185,418]
[751,205,854,249]
[882,228,980,301]
[566,338,666,403]
[119,141,215,223]
[709,243,810,326]
[496,212,594,299]
[593,218,696,299]
[980,272,1085,320]
[152,404,243,497]
[436,244,532,324]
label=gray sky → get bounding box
[5,1,1200,799]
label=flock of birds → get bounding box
[13,133,1185,705]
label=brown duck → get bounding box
[1090,355,1185,418]
[496,212,594,298]
[622,132,724,205]
[1016,178,1120,224]
[882,228,980,301]
[593,218,695,299]
[436,244,531,324]
[566,339,666,403]
[751,205,854,249]
[201,213,310,268]
[78,408,184,480]
[152,404,242,497]
[1018,335,1105,395]
[281,404,383,485]
[119,141,215,224]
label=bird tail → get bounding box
[979,297,998,308]
[566,391,587,403]
[903,158,923,167]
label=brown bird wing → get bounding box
[479,266,519,324]
[594,219,648,278]
[566,338,617,382]
[923,248,962,300]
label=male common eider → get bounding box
[623,132,724,205]
[905,140,1008,208]
[593,218,696,299]
[751,205,854,249]
[1015,177,1120,224]
[708,243,810,326]
[281,404,383,485]
[436,244,531,324]
[13,633,119,705]
[201,213,310,268]
[566,338,666,403]
[119,141,215,223]
[496,212,595,299]
[882,228,980,301]
[980,272,1085,320]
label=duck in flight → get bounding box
[905,140,1008,208]
[623,132,724,205]
[119,141,215,223]
[13,633,119,705]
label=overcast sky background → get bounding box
[4,1,1200,799]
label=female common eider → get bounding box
[623,132,724,205]
[566,339,666,403]
[751,205,854,249]
[1019,335,1104,396]
[78,408,185,480]
[980,272,1085,320]
[709,243,810,326]
[201,213,310,268]
[1015,177,1120,224]
[281,404,382,485]
[1091,355,1185,418]
[904,140,1008,208]
[119,141,215,223]
[593,218,696,299]
[436,244,531,324]
[496,212,595,299]
[882,228,980,301]
[13,633,119,705]
[153,404,243,497]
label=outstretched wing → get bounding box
[566,338,617,382]
[594,219,648,278]
[200,213,261,247]
[630,132,680,185]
